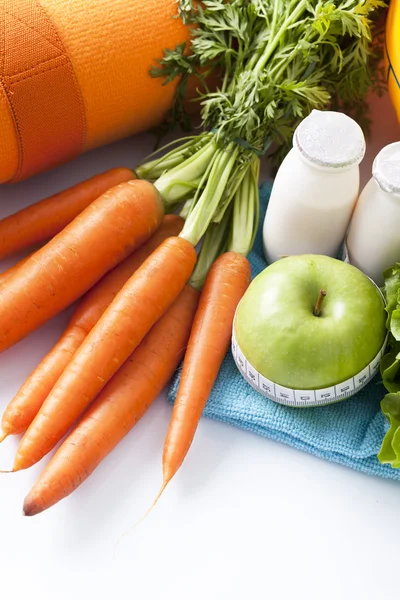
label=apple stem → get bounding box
[313,289,327,317]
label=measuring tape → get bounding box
[231,329,388,407]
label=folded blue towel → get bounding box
[169,182,399,480]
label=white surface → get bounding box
[0,94,400,599]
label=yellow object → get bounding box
[0,0,189,184]
[386,0,400,123]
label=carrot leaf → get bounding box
[138,0,386,249]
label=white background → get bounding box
[0,93,399,599]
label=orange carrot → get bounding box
[0,216,183,440]
[13,236,197,471]
[0,179,163,353]
[68,216,184,336]
[22,285,200,516]
[0,251,36,286]
[0,168,134,260]
[162,252,251,490]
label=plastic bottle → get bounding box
[346,142,400,285]
[263,110,366,264]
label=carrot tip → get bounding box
[22,500,39,517]
[0,468,14,474]
[12,457,24,472]
[113,482,168,555]
[0,430,7,444]
[137,482,167,526]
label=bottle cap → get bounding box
[294,110,366,170]
[373,142,400,194]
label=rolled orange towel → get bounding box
[0,0,189,183]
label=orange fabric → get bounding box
[42,0,190,151]
[0,0,86,182]
[0,86,19,182]
[0,0,190,183]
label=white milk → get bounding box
[263,110,365,264]
[346,142,400,285]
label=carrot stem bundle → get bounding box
[162,252,251,490]
[0,216,184,440]
[0,179,163,353]
[22,285,200,516]
[0,168,134,260]
[13,236,197,471]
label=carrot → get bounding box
[162,252,251,490]
[0,168,134,260]
[22,285,200,516]
[0,251,36,286]
[0,216,183,441]
[13,236,197,471]
[68,217,184,336]
[0,179,163,353]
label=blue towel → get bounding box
[169,182,399,480]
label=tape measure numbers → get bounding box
[231,329,388,408]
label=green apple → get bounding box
[234,254,387,391]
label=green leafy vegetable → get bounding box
[378,264,400,466]
[382,264,400,328]
[137,0,386,257]
[379,394,400,467]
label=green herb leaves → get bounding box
[139,0,385,276]
[152,0,385,158]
